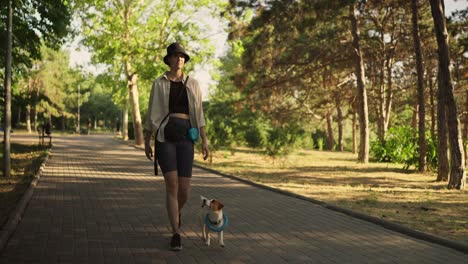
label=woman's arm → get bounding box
[144,82,157,160]
[199,126,209,160]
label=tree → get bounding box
[350,1,369,163]
[429,0,466,190]
[75,0,222,145]
[3,0,12,177]
[411,0,426,171]
[227,1,356,153]
[80,82,120,131]
[0,0,72,71]
[362,0,405,143]
[447,9,468,165]
[14,47,85,133]
[1,0,72,177]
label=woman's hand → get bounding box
[199,126,210,160]
[145,139,153,161]
[202,141,210,160]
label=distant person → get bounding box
[143,42,209,251]
[44,120,51,135]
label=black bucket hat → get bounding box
[163,42,190,65]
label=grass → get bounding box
[0,142,49,228]
[194,147,468,243]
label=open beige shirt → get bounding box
[144,72,206,142]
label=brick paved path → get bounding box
[0,135,466,263]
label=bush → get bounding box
[244,122,268,148]
[316,137,324,151]
[265,125,303,157]
[294,132,314,150]
[311,129,326,150]
[370,126,438,170]
[206,118,235,150]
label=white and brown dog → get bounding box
[200,196,227,247]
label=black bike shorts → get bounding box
[155,118,194,177]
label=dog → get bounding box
[200,196,226,247]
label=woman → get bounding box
[144,42,209,251]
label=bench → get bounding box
[37,124,52,146]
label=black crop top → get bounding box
[169,81,189,114]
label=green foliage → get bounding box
[243,120,268,148]
[205,40,250,150]
[75,0,224,86]
[370,126,437,171]
[265,124,303,157]
[425,135,438,172]
[316,138,324,151]
[371,126,417,169]
[205,101,237,150]
[312,129,327,150]
[0,0,72,72]
[80,82,120,129]
[8,46,121,132]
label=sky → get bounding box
[67,0,468,100]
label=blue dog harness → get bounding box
[205,213,228,232]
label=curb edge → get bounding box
[193,163,468,254]
[0,148,52,253]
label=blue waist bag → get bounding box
[188,127,199,142]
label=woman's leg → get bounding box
[176,138,194,218]
[176,133,194,210]
[163,171,179,234]
[178,177,191,211]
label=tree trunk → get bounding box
[3,0,13,178]
[464,90,468,164]
[429,70,436,140]
[384,57,393,134]
[122,4,143,145]
[411,0,427,172]
[128,72,144,145]
[33,85,39,131]
[412,103,418,129]
[26,79,32,133]
[437,73,449,181]
[350,3,369,163]
[430,0,466,189]
[123,98,129,141]
[326,111,334,151]
[377,59,385,142]
[34,108,38,131]
[352,109,357,154]
[336,95,344,151]
[26,105,31,133]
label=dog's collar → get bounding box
[205,213,228,232]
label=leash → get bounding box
[205,213,228,232]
